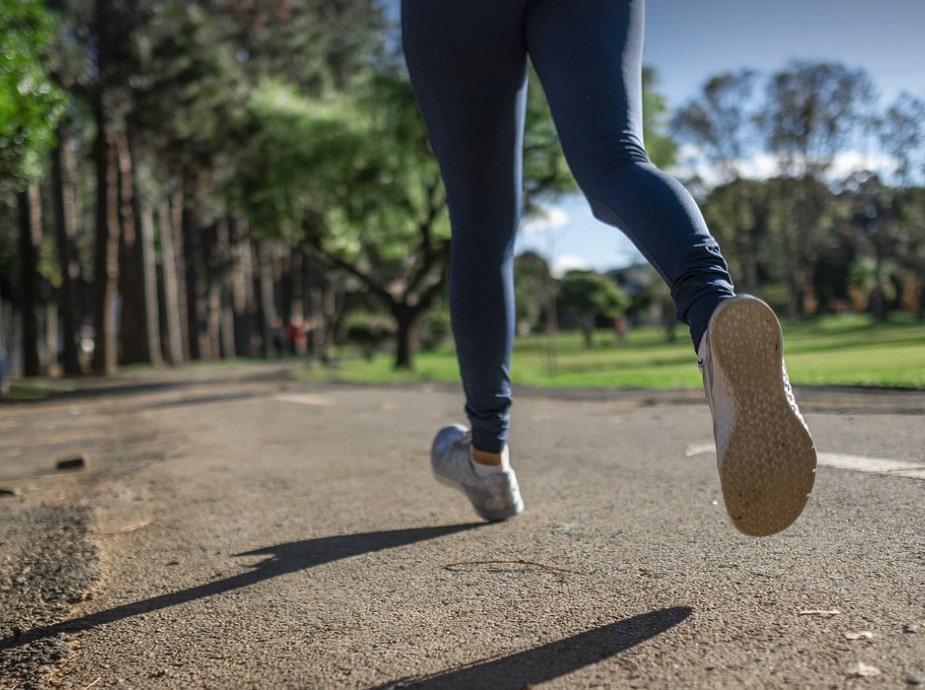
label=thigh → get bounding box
[402,0,530,214]
[525,0,648,185]
[401,0,529,113]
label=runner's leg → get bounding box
[402,0,529,454]
[525,0,735,348]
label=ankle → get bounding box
[472,448,503,466]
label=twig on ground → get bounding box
[443,559,585,575]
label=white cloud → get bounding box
[550,254,590,278]
[828,150,892,181]
[674,146,894,186]
[521,206,570,235]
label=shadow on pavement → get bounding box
[0,523,480,650]
[0,365,295,406]
[369,606,693,689]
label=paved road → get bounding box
[1,364,924,689]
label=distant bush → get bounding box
[419,309,451,352]
[345,315,394,360]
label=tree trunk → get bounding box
[786,277,802,321]
[183,197,207,360]
[51,127,83,375]
[581,317,594,349]
[17,185,42,377]
[207,280,221,360]
[393,305,418,370]
[917,282,924,322]
[91,0,121,375]
[231,218,254,357]
[138,189,163,365]
[317,275,344,366]
[0,288,9,394]
[288,248,304,322]
[216,216,236,359]
[45,301,58,374]
[91,128,121,374]
[170,188,190,360]
[116,133,149,364]
[255,241,279,357]
[157,196,184,365]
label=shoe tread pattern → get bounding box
[710,297,816,536]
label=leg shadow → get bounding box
[1,523,479,650]
[370,606,693,689]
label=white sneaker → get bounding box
[699,295,817,536]
[431,425,524,521]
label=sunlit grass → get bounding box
[300,312,925,390]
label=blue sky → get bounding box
[383,1,925,274]
[522,1,925,274]
[644,1,923,110]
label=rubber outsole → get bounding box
[431,425,524,522]
[707,296,817,537]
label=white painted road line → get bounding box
[684,444,925,480]
[815,452,925,480]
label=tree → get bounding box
[0,0,68,379]
[760,61,875,179]
[641,66,679,170]
[878,92,925,188]
[50,120,84,375]
[138,0,386,364]
[671,69,758,183]
[757,61,875,317]
[764,174,840,317]
[557,270,629,348]
[120,0,249,366]
[212,0,385,95]
[513,250,554,335]
[0,0,68,200]
[236,65,574,370]
[701,178,772,295]
[238,75,450,369]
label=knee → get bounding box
[568,134,650,197]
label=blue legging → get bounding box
[402,0,736,453]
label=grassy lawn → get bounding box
[301,312,925,390]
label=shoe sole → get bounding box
[432,472,524,522]
[709,296,817,536]
[431,425,524,522]
[435,471,524,521]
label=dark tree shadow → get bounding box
[1,523,479,650]
[0,365,294,407]
[369,606,693,690]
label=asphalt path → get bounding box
[1,363,924,689]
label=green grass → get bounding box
[300,312,925,390]
[4,377,80,401]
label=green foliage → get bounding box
[879,93,925,186]
[514,250,555,332]
[558,270,629,318]
[419,308,451,352]
[523,67,578,208]
[641,67,678,169]
[236,74,446,256]
[345,313,394,360]
[557,270,630,347]
[0,0,69,200]
[213,0,385,95]
[761,61,875,177]
[129,3,245,159]
[671,69,757,181]
[701,178,773,291]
